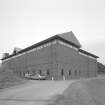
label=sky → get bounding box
[0,0,105,64]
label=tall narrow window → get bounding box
[27,71,29,74]
[69,70,71,75]
[39,70,42,75]
[47,69,50,75]
[61,69,64,76]
[23,72,25,76]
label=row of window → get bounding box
[61,69,89,77]
[20,69,80,79]
[16,68,91,79]
[61,69,71,76]
[58,40,78,51]
[24,69,72,76]
[23,69,50,76]
[27,40,57,54]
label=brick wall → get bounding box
[2,40,97,80]
[56,42,97,80]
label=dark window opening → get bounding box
[47,69,50,75]
[61,69,64,76]
[23,72,25,76]
[27,71,30,74]
[69,70,71,75]
[39,70,42,75]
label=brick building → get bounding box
[1,31,99,80]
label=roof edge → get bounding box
[1,34,82,60]
[1,35,58,60]
[79,49,99,58]
[56,31,82,48]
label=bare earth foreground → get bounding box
[0,80,73,105]
[0,77,105,105]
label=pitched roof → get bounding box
[1,31,99,60]
[79,49,99,58]
[56,31,82,48]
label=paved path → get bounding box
[0,80,74,105]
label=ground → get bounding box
[0,80,74,105]
[0,76,105,105]
[0,67,27,89]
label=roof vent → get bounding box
[13,47,22,54]
[2,53,9,59]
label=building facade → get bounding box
[1,31,99,80]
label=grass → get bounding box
[48,76,105,105]
[0,66,27,89]
[0,74,105,105]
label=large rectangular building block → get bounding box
[1,31,98,80]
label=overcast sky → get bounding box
[0,0,105,64]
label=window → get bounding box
[61,69,64,76]
[39,70,42,75]
[27,71,30,74]
[68,45,72,48]
[58,40,76,49]
[23,72,25,76]
[69,70,71,75]
[47,69,50,75]
[46,43,49,47]
[37,47,40,50]
[52,40,57,44]
[40,46,43,49]
[43,44,47,48]
[48,43,51,46]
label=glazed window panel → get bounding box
[39,70,42,75]
[47,69,50,75]
[69,70,71,75]
[61,69,64,76]
[52,40,57,44]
